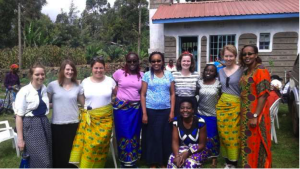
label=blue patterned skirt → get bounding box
[197,115,220,158]
[113,98,142,166]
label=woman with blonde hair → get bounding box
[216,45,243,168]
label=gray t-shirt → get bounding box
[47,80,83,124]
[219,67,243,96]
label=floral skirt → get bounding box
[167,144,209,169]
[113,98,142,166]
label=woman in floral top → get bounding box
[141,51,175,168]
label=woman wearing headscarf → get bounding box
[4,64,20,100]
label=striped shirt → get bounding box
[172,71,200,97]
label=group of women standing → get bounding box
[14,44,272,168]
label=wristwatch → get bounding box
[253,113,258,118]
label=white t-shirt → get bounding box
[82,76,116,109]
[165,65,177,72]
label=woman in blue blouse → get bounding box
[141,51,175,168]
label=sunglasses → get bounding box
[242,52,255,57]
[92,56,104,62]
[151,60,162,64]
[126,60,138,64]
[226,77,230,88]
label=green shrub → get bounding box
[0,45,86,69]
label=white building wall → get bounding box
[149,9,165,53]
[161,18,299,71]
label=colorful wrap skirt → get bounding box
[197,115,220,158]
[113,98,142,166]
[69,104,113,168]
[167,144,209,168]
[216,93,241,162]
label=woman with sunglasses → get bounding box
[69,57,116,168]
[47,59,85,168]
[172,51,199,117]
[239,45,271,168]
[197,64,221,168]
[112,52,144,168]
[216,45,243,168]
[141,51,175,168]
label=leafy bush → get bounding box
[0,45,86,69]
[85,43,128,63]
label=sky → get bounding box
[42,0,116,21]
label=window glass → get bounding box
[259,33,270,50]
[209,35,236,62]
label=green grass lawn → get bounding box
[0,103,298,168]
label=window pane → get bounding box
[265,34,270,41]
[259,42,264,49]
[259,33,270,49]
[265,42,270,49]
[210,34,236,62]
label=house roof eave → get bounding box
[152,13,299,24]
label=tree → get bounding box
[86,0,108,13]
[0,0,47,48]
[53,3,82,47]
[0,0,18,48]
[20,0,47,22]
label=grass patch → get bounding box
[0,103,298,168]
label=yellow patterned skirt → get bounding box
[216,93,241,162]
[69,104,113,168]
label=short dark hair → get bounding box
[202,64,218,80]
[58,59,78,86]
[90,56,105,68]
[149,51,165,80]
[149,51,165,70]
[176,52,195,72]
[239,45,262,67]
[179,99,195,110]
[124,52,142,80]
[271,75,283,81]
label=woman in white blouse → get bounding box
[15,63,52,168]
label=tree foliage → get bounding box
[0,0,150,62]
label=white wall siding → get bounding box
[149,9,165,53]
